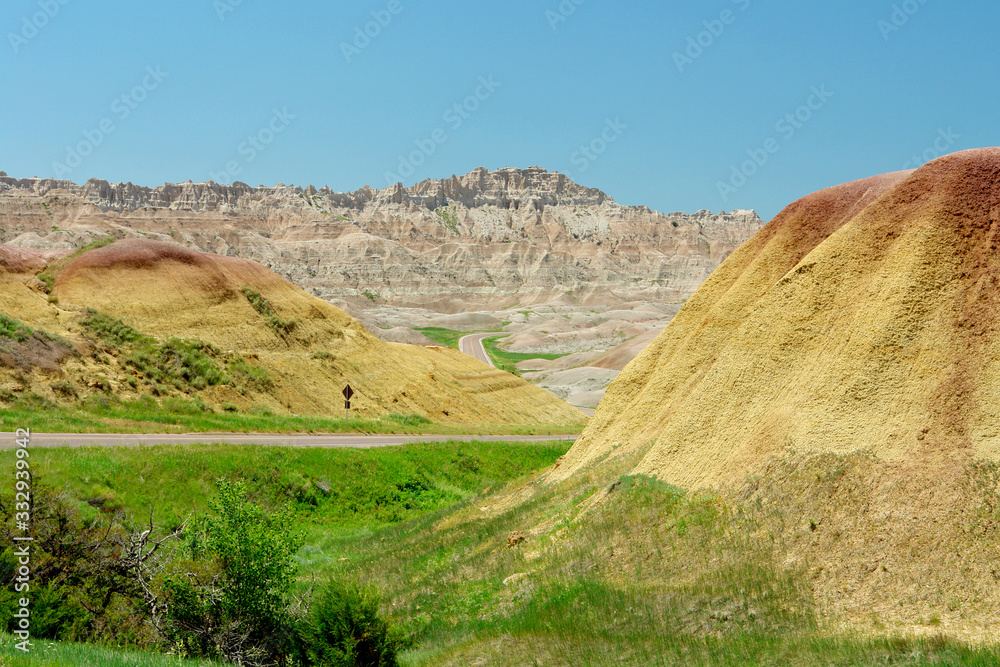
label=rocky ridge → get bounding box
[0,167,763,312]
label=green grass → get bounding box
[413,327,469,349]
[481,335,567,375]
[36,237,115,293]
[0,313,34,343]
[0,632,222,666]
[80,310,271,395]
[6,445,1000,665]
[0,394,583,436]
[27,440,571,536]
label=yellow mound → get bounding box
[559,148,1000,487]
[541,149,1000,635]
[5,239,581,425]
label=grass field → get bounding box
[26,440,571,533]
[481,335,567,375]
[6,443,1000,666]
[0,634,222,666]
[0,395,584,436]
[412,327,470,349]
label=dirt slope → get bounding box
[1,239,582,426]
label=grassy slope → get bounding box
[2,441,570,665]
[10,443,1000,665]
[413,327,469,349]
[0,635,222,666]
[28,441,570,534]
[0,396,584,435]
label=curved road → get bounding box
[458,332,506,367]
[0,432,579,451]
[458,332,597,417]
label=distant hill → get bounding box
[0,238,581,425]
[0,167,763,312]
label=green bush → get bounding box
[297,581,406,667]
[81,309,149,347]
[163,480,302,665]
[241,287,297,336]
[0,313,33,342]
[124,338,230,391]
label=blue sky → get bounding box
[2,0,997,219]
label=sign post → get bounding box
[343,384,354,423]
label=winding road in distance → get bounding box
[457,332,597,417]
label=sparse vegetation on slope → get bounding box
[413,327,468,349]
[80,310,271,395]
[241,286,297,336]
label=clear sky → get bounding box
[2,0,997,220]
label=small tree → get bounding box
[162,479,303,665]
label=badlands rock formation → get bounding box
[0,167,763,312]
[553,149,1000,634]
[0,238,583,426]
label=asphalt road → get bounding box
[458,332,597,417]
[458,332,506,366]
[0,432,579,450]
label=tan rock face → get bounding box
[0,167,763,312]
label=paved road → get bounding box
[458,332,597,417]
[458,332,506,367]
[0,432,580,451]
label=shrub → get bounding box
[81,309,149,348]
[124,338,230,391]
[0,313,33,342]
[228,356,273,390]
[297,581,406,667]
[162,480,302,665]
[241,287,297,337]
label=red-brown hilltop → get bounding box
[0,244,51,274]
[56,238,283,292]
